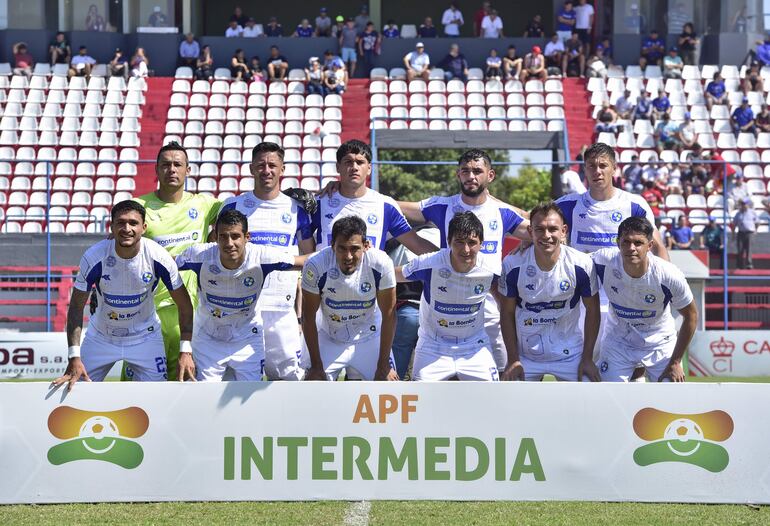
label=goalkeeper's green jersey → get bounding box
[133,191,222,308]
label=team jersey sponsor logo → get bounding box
[154,231,200,249]
[611,302,656,319]
[249,231,291,246]
[107,310,139,321]
[523,316,559,325]
[481,241,498,254]
[576,231,617,246]
[325,298,375,310]
[188,208,198,219]
[524,300,566,313]
[434,301,482,315]
[103,292,148,308]
[206,293,258,309]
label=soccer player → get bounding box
[302,216,398,381]
[53,201,193,391]
[397,149,530,372]
[397,212,501,381]
[498,202,601,382]
[219,142,315,380]
[592,217,697,382]
[132,141,221,380]
[175,210,307,381]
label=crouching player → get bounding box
[593,217,698,382]
[54,200,193,390]
[498,202,601,381]
[397,212,501,381]
[175,210,306,381]
[302,216,399,381]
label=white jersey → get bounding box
[499,245,598,361]
[73,239,182,344]
[592,248,693,350]
[176,243,294,341]
[220,192,312,311]
[302,246,396,343]
[402,248,499,343]
[556,189,654,253]
[419,194,524,273]
[311,188,411,250]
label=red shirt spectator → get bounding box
[474,1,491,36]
[641,181,664,218]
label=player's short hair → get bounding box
[336,139,371,163]
[618,216,654,241]
[529,201,565,224]
[215,209,249,235]
[111,200,146,222]
[584,142,617,167]
[448,211,484,243]
[458,148,492,169]
[156,141,188,165]
[252,141,284,163]
[331,215,367,245]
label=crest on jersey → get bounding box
[188,208,199,220]
[192,232,199,241]
[559,280,571,292]
[329,268,340,280]
[244,199,255,208]
[305,269,315,282]
[644,294,656,303]
[526,265,537,278]
[278,235,289,245]
[489,219,498,231]
[452,204,465,214]
[141,272,153,283]
[360,282,372,293]
[474,284,485,294]
[209,264,221,275]
[329,197,340,208]
[438,268,452,279]
[243,276,255,287]
[106,256,116,267]
[613,269,622,280]
[610,211,623,223]
[367,213,378,225]
[281,212,292,224]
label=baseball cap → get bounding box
[416,42,424,48]
[532,45,541,54]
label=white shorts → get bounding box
[82,329,167,382]
[577,291,609,360]
[262,310,304,381]
[521,352,585,381]
[412,336,499,382]
[193,330,265,382]
[484,295,506,371]
[598,338,675,382]
[309,329,394,381]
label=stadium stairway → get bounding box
[135,77,174,195]
[341,79,371,144]
[706,254,770,329]
[562,78,594,160]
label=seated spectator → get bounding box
[438,43,469,82]
[640,29,665,68]
[562,31,585,77]
[178,33,199,68]
[109,48,127,78]
[667,216,694,250]
[49,32,71,65]
[704,72,727,110]
[266,45,289,80]
[633,90,652,121]
[130,47,149,78]
[323,49,344,70]
[357,22,380,78]
[756,104,770,132]
[485,49,502,79]
[502,46,522,80]
[742,61,764,93]
[731,97,756,136]
[654,113,679,151]
[148,6,168,27]
[230,6,248,27]
[480,9,504,38]
[195,45,214,80]
[293,18,314,38]
[264,17,283,37]
[315,8,332,37]
[382,19,400,38]
[524,14,544,37]
[230,49,251,81]
[595,101,622,133]
[520,46,546,82]
[585,46,609,78]
[225,19,243,38]
[403,42,430,81]
[677,22,699,65]
[599,36,613,62]
[12,42,33,77]
[677,112,696,149]
[700,217,724,269]
[340,18,358,78]
[624,155,644,193]
[242,18,263,37]
[250,57,266,82]
[442,3,464,37]
[324,61,347,94]
[614,89,635,119]
[418,17,438,38]
[753,35,770,67]
[641,181,664,225]
[332,15,346,38]
[544,34,565,71]
[306,57,325,95]
[556,1,577,41]
[651,89,671,121]
[662,47,683,79]
[69,46,96,78]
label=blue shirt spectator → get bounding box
[556,1,577,38]
[641,31,665,62]
[732,103,755,127]
[439,44,469,82]
[669,219,694,249]
[652,93,670,112]
[756,39,770,66]
[382,21,400,38]
[706,78,725,98]
[294,20,314,38]
[634,93,652,119]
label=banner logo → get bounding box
[632,408,733,472]
[47,406,149,469]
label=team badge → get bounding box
[438,268,451,279]
[489,219,498,231]
[613,269,622,280]
[243,276,255,287]
[610,211,622,223]
[474,284,485,294]
[209,264,221,274]
[329,268,340,279]
[278,234,288,245]
[600,361,609,372]
[106,256,116,267]
[305,269,315,281]
[438,318,449,327]
[108,312,118,320]
[524,318,533,326]
[367,213,378,225]
[644,294,656,303]
[192,232,199,241]
[452,204,464,214]
[141,272,153,283]
[329,197,340,208]
[244,199,255,208]
[188,208,198,220]
[281,212,292,223]
[360,282,372,293]
[559,280,571,292]
[526,265,537,277]
[244,296,254,305]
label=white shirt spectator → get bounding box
[561,170,587,194]
[242,24,263,37]
[480,15,503,38]
[131,60,148,78]
[574,2,595,30]
[225,25,243,38]
[544,39,565,57]
[406,51,430,72]
[441,7,464,36]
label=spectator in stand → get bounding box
[641,181,664,226]
[324,61,347,94]
[652,89,671,121]
[586,44,608,78]
[323,49,344,70]
[332,16,346,38]
[382,19,400,38]
[109,48,127,78]
[315,8,332,37]
[729,174,751,204]
[666,216,694,250]
[148,6,168,27]
[599,35,613,62]
[704,72,727,110]
[339,18,358,78]
[574,0,595,54]
[654,113,679,151]
[130,47,149,78]
[520,46,546,82]
[480,9,504,38]
[662,47,684,79]
[677,22,699,65]
[293,19,314,38]
[12,43,33,77]
[225,19,243,38]
[633,90,652,121]
[266,46,289,80]
[485,49,502,79]
[85,4,106,32]
[305,57,325,95]
[474,1,491,37]
[49,32,71,66]
[731,97,756,136]
[556,1,577,42]
[614,89,635,120]
[700,218,724,269]
[544,33,565,71]
[524,15,544,38]
[502,46,522,80]
[734,198,757,269]
[676,112,696,149]
[242,18,263,38]
[595,101,622,133]
[438,43,469,81]
[442,3,464,37]
[250,57,266,82]
[640,29,665,68]
[703,151,733,196]
[230,6,248,27]
[561,168,586,194]
[562,31,585,77]
[742,61,764,93]
[230,49,251,81]
[195,45,213,80]
[403,42,430,81]
[358,22,380,78]
[419,17,438,38]
[178,33,199,68]
[624,154,644,192]
[756,104,770,132]
[264,17,283,37]
[354,5,370,34]
[753,36,770,67]
[69,46,96,78]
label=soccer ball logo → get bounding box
[474,284,484,294]
[610,211,622,223]
[243,276,255,287]
[645,294,656,303]
[188,208,198,220]
[282,212,292,223]
[489,219,498,231]
[559,280,571,292]
[360,282,372,293]
[141,272,153,283]
[663,418,704,457]
[106,256,116,267]
[279,235,288,245]
[367,213,378,225]
[79,416,119,454]
[192,232,199,241]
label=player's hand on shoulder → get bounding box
[316,180,341,198]
[304,366,328,381]
[51,358,91,391]
[578,358,601,382]
[501,361,525,381]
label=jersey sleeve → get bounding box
[384,200,411,238]
[590,247,616,284]
[499,262,520,298]
[73,247,102,292]
[218,198,237,217]
[500,206,524,235]
[419,196,449,227]
[258,246,295,276]
[296,206,314,241]
[175,243,207,271]
[372,250,396,290]
[401,252,433,283]
[301,255,323,294]
[666,266,694,311]
[204,196,223,230]
[153,245,183,291]
[575,255,598,297]
[555,194,578,233]
[630,195,655,221]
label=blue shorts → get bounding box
[341,47,357,63]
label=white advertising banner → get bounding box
[0,382,768,504]
[688,331,770,377]
[0,332,68,379]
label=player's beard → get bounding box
[460,181,487,197]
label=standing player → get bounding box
[397,212,501,381]
[53,201,193,391]
[132,141,221,380]
[302,216,399,381]
[175,210,307,381]
[219,142,315,381]
[498,202,601,382]
[592,217,697,382]
[397,149,530,372]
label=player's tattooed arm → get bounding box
[651,229,670,261]
[578,294,602,382]
[52,288,92,391]
[396,230,439,256]
[301,291,327,380]
[397,201,427,225]
[498,295,525,381]
[660,301,698,383]
[375,287,399,381]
